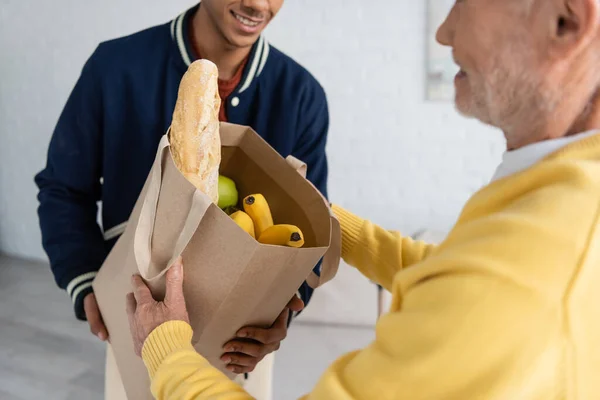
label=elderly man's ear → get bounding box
[537,0,600,57]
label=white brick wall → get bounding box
[0,0,506,325]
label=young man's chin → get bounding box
[223,32,260,50]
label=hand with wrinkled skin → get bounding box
[220,295,304,374]
[126,257,190,356]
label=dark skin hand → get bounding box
[84,293,109,341]
[221,295,305,374]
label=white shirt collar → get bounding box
[490,130,599,182]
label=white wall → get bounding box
[0,1,505,326]
[0,0,198,258]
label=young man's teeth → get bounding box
[235,14,259,27]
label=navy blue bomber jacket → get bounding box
[35,5,329,320]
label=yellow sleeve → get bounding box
[304,270,561,400]
[142,321,253,400]
[332,205,438,291]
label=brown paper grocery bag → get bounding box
[93,122,340,400]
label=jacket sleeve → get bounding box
[332,205,438,291]
[34,48,106,320]
[292,81,331,310]
[292,81,329,200]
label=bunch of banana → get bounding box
[243,194,304,248]
[216,175,305,247]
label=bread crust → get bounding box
[169,59,221,203]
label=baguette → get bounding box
[169,59,222,204]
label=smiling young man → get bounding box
[35,1,329,399]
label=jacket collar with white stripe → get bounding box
[170,4,271,96]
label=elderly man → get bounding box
[126,0,600,398]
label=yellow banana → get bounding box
[242,194,274,237]
[230,211,255,239]
[258,224,305,248]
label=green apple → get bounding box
[218,175,238,210]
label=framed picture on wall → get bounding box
[426,0,456,101]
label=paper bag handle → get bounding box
[306,214,341,288]
[133,132,212,279]
[284,156,341,289]
[285,155,307,178]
